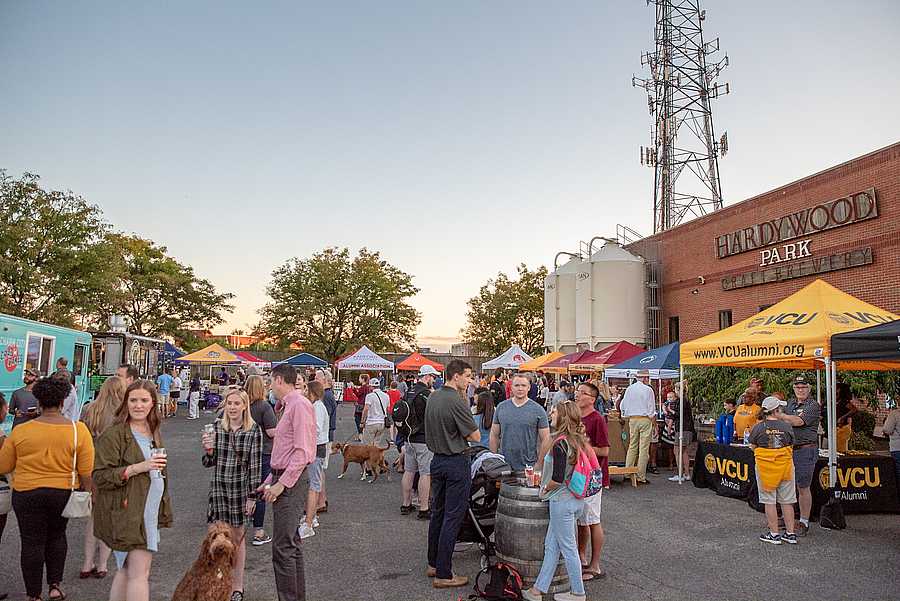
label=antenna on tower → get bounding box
[633,0,730,233]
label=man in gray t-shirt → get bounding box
[490,374,550,471]
[11,369,40,428]
[782,375,821,536]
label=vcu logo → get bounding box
[704,454,749,481]
[818,466,881,489]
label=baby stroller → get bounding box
[458,445,514,568]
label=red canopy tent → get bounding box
[569,341,645,373]
[396,352,444,372]
[232,350,270,369]
[541,350,596,374]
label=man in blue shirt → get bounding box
[156,368,174,417]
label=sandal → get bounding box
[79,569,95,579]
[94,569,109,579]
[581,568,606,582]
[48,584,67,601]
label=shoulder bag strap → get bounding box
[70,420,78,490]
[377,390,387,415]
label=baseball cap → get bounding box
[761,396,787,411]
[792,375,810,386]
[24,368,39,377]
[370,378,380,387]
[418,365,440,377]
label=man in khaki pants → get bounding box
[620,370,657,484]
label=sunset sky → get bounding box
[3,1,899,350]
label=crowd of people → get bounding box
[2,355,898,601]
[0,361,336,601]
[343,365,611,599]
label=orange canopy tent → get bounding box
[396,352,444,372]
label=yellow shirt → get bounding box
[0,420,94,492]
[734,403,762,438]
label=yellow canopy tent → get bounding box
[679,278,900,494]
[177,343,242,364]
[517,352,564,371]
[680,279,899,370]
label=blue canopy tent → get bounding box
[162,341,186,360]
[274,352,328,367]
[604,342,680,380]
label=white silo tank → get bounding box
[575,241,645,349]
[544,255,581,353]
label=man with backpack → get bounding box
[399,365,439,519]
[360,378,390,447]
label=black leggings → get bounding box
[12,488,71,598]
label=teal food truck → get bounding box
[0,312,92,433]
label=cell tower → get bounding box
[633,0,730,233]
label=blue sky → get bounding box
[3,1,899,350]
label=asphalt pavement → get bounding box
[2,403,899,601]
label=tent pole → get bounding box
[829,359,838,489]
[678,365,684,484]
[816,370,821,407]
[825,358,837,489]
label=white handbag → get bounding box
[61,421,92,519]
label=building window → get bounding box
[669,316,680,342]
[719,310,733,330]
[25,333,55,376]
[759,304,773,312]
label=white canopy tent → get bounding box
[335,345,394,371]
[481,345,533,371]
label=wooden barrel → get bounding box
[495,481,566,593]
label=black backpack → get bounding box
[469,562,523,601]
[391,395,412,438]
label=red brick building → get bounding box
[627,141,900,348]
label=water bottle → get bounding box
[743,427,750,445]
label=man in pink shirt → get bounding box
[261,364,317,601]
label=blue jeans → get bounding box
[427,453,471,579]
[253,453,272,529]
[535,491,585,596]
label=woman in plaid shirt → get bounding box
[201,389,262,601]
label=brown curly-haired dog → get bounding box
[172,522,236,601]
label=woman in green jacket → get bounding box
[93,380,173,601]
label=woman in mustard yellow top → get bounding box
[0,377,95,601]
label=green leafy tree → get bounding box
[91,234,235,338]
[685,366,900,416]
[259,247,421,361]
[462,263,547,356]
[0,171,115,324]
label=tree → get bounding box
[91,233,235,338]
[258,247,420,361]
[462,263,547,356]
[0,170,115,325]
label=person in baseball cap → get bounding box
[749,395,797,545]
[418,365,440,377]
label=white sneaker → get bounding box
[554,593,586,601]
[301,515,320,528]
[297,523,315,539]
[668,475,685,482]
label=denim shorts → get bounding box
[308,456,325,492]
[793,445,818,488]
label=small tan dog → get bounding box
[331,441,391,482]
[172,522,236,601]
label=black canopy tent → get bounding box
[831,319,900,364]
